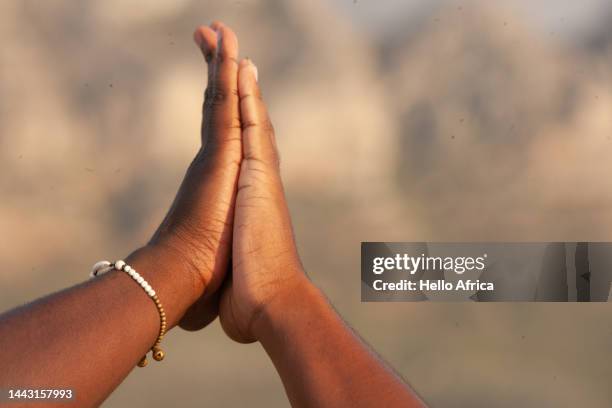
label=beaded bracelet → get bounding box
[91,260,167,368]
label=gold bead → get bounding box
[152,347,165,361]
[137,356,148,367]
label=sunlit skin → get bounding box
[0,22,425,408]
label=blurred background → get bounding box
[1,0,612,406]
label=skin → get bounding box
[0,22,425,408]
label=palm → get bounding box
[220,162,287,342]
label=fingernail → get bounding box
[250,60,258,82]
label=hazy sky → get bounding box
[334,0,612,42]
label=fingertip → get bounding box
[238,64,259,128]
[239,58,258,90]
[193,28,203,47]
[239,58,250,70]
[210,20,223,32]
[213,23,239,60]
[193,26,218,62]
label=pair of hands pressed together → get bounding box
[142,21,304,344]
[0,22,424,408]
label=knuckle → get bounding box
[239,116,273,134]
[213,115,242,131]
[244,89,264,101]
[243,153,277,172]
[263,119,275,135]
[272,149,281,168]
[241,118,258,130]
[204,85,237,108]
[216,52,239,67]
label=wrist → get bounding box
[251,273,323,344]
[125,244,207,327]
[146,239,208,299]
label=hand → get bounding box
[218,58,310,343]
[147,22,241,330]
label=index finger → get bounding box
[195,22,241,151]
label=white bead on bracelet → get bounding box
[90,259,166,367]
[91,259,156,297]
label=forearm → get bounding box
[254,276,426,408]
[0,245,203,407]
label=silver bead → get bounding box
[136,276,144,284]
[124,265,132,273]
[114,260,126,270]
